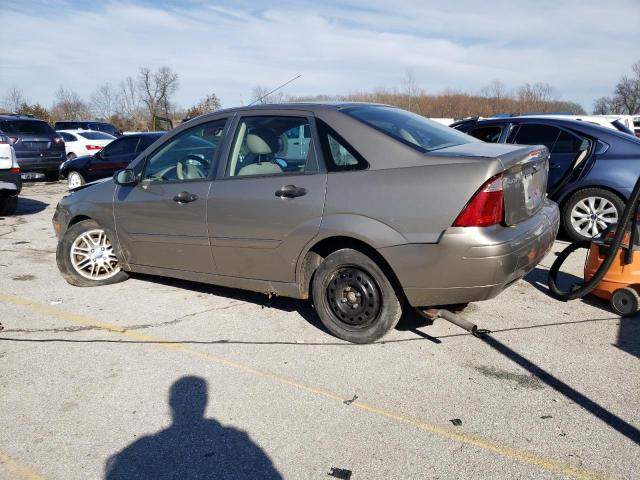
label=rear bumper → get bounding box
[379,200,560,307]
[0,170,22,195]
[17,155,65,173]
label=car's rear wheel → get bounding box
[312,249,402,343]
[562,188,624,242]
[56,219,128,287]
[67,171,85,189]
[67,152,77,160]
[0,195,18,216]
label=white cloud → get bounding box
[0,0,638,111]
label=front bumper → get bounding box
[379,200,560,307]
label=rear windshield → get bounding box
[78,131,115,140]
[343,106,477,152]
[1,120,55,135]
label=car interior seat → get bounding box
[237,128,283,176]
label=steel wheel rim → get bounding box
[68,173,82,189]
[570,196,618,238]
[69,229,121,280]
[326,267,381,328]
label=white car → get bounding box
[56,129,115,160]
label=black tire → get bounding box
[0,195,18,216]
[56,219,128,287]
[610,287,640,317]
[45,171,60,182]
[67,171,86,189]
[67,152,77,160]
[562,188,625,242]
[312,248,403,343]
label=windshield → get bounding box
[343,105,477,152]
[78,131,115,140]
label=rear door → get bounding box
[113,118,229,273]
[86,135,140,180]
[207,112,326,282]
[507,123,591,192]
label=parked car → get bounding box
[0,114,66,181]
[452,116,640,241]
[0,132,21,215]
[59,132,164,189]
[53,103,558,343]
[54,120,122,137]
[57,130,115,160]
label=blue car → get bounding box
[452,116,640,241]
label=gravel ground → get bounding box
[0,181,638,480]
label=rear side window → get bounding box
[1,120,55,135]
[552,131,584,153]
[78,131,115,140]
[59,132,77,142]
[509,124,560,150]
[344,105,476,152]
[467,126,503,143]
[317,119,368,172]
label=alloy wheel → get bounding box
[570,196,618,238]
[69,229,121,280]
[68,172,83,189]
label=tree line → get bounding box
[1,66,221,131]
[3,60,638,131]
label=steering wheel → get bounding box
[177,154,207,180]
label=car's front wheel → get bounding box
[67,171,85,189]
[312,248,403,343]
[67,152,77,160]
[562,188,625,242]
[56,219,128,287]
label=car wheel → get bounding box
[67,171,85,189]
[0,195,18,216]
[56,219,128,287]
[312,248,403,343]
[67,152,77,160]
[562,188,625,242]
[44,171,59,182]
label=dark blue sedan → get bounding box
[453,116,640,241]
[59,132,164,189]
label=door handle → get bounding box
[173,191,198,203]
[275,185,307,198]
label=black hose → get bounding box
[548,175,640,301]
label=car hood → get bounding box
[61,154,92,169]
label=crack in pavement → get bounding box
[2,304,240,334]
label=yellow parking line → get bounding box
[0,451,46,480]
[0,293,613,480]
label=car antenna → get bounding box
[248,74,301,106]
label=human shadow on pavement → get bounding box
[104,376,283,480]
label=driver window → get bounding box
[226,116,313,177]
[142,119,227,183]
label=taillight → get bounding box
[453,174,504,227]
[53,137,64,144]
[10,167,20,173]
[86,145,103,150]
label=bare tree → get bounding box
[184,93,222,119]
[2,86,27,113]
[138,66,179,120]
[249,85,288,105]
[480,79,507,100]
[613,60,640,114]
[90,82,119,120]
[401,69,422,112]
[516,82,556,112]
[50,86,91,121]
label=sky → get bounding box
[0,0,638,112]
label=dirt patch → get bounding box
[12,274,36,281]
[473,365,544,390]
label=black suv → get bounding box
[54,121,122,137]
[0,115,66,181]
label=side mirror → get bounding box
[113,169,138,186]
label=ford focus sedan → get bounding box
[53,103,559,343]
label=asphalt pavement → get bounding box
[0,181,638,479]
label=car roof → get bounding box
[196,101,393,118]
[0,114,43,121]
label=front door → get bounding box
[87,135,140,181]
[114,119,228,273]
[208,114,326,282]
